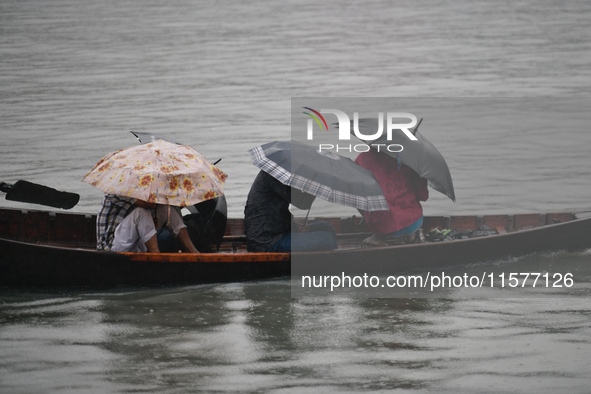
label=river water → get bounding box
[1,0,591,392]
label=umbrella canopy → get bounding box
[128,132,228,253]
[248,140,388,212]
[353,118,456,201]
[130,131,181,145]
[83,139,227,207]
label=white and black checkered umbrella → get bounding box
[248,140,388,212]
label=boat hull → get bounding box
[1,207,590,288]
[293,216,591,277]
[0,238,290,288]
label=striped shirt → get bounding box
[96,194,136,251]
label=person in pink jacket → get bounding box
[355,148,429,246]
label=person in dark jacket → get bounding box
[355,149,429,246]
[244,171,337,252]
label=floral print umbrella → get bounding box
[83,139,227,207]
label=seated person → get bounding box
[96,194,199,253]
[355,149,428,247]
[244,171,337,252]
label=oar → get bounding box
[0,180,80,209]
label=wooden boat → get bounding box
[1,206,590,288]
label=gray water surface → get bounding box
[1,0,591,392]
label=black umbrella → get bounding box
[353,118,456,201]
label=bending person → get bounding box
[244,171,337,252]
[96,194,199,253]
[355,148,428,247]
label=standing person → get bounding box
[355,148,429,246]
[96,194,199,253]
[244,171,337,252]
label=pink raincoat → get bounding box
[355,150,428,234]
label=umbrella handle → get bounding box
[302,207,311,228]
[295,207,313,232]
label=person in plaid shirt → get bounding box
[96,194,136,251]
[96,194,198,253]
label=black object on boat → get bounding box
[1,180,79,209]
[183,196,228,253]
